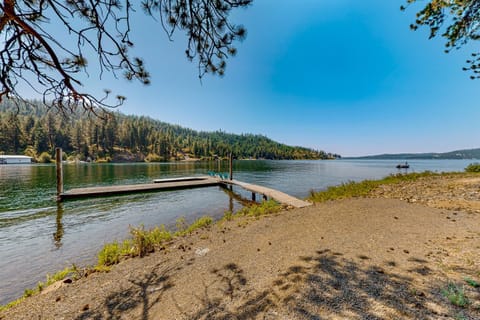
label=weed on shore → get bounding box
[0,266,80,312]
[442,282,469,307]
[308,171,448,202]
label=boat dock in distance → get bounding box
[59,176,312,208]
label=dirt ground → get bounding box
[1,174,480,319]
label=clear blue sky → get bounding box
[55,1,480,156]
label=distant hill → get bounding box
[0,99,339,162]
[352,148,480,160]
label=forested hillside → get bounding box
[0,100,337,162]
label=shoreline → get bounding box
[1,172,480,319]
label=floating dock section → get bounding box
[59,176,220,200]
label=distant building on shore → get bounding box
[0,155,33,164]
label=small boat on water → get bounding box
[396,162,409,169]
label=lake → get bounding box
[0,159,474,304]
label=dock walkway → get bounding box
[59,176,312,208]
[221,179,312,208]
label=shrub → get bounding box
[96,225,174,266]
[23,146,37,159]
[145,153,162,162]
[465,163,480,173]
[97,242,121,266]
[96,157,111,163]
[37,152,52,163]
[130,225,172,257]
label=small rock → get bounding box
[195,248,210,257]
[82,304,89,311]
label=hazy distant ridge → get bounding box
[353,148,480,160]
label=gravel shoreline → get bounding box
[1,173,479,319]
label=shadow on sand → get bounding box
[182,250,479,319]
[75,263,175,320]
[75,249,480,319]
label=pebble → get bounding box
[195,247,210,257]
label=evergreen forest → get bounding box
[0,100,339,162]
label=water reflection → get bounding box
[53,202,64,248]
[219,184,257,207]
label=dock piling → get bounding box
[229,152,233,181]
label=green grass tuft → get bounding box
[130,225,172,257]
[0,297,25,312]
[97,241,121,266]
[174,216,213,237]
[237,199,282,217]
[464,277,480,288]
[46,266,76,286]
[96,224,174,266]
[442,283,469,307]
[222,210,234,221]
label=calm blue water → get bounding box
[0,159,474,304]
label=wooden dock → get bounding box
[54,149,310,207]
[59,176,220,200]
[59,176,311,208]
[221,179,312,208]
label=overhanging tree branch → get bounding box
[403,0,480,79]
[0,0,252,114]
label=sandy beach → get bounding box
[1,174,479,319]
